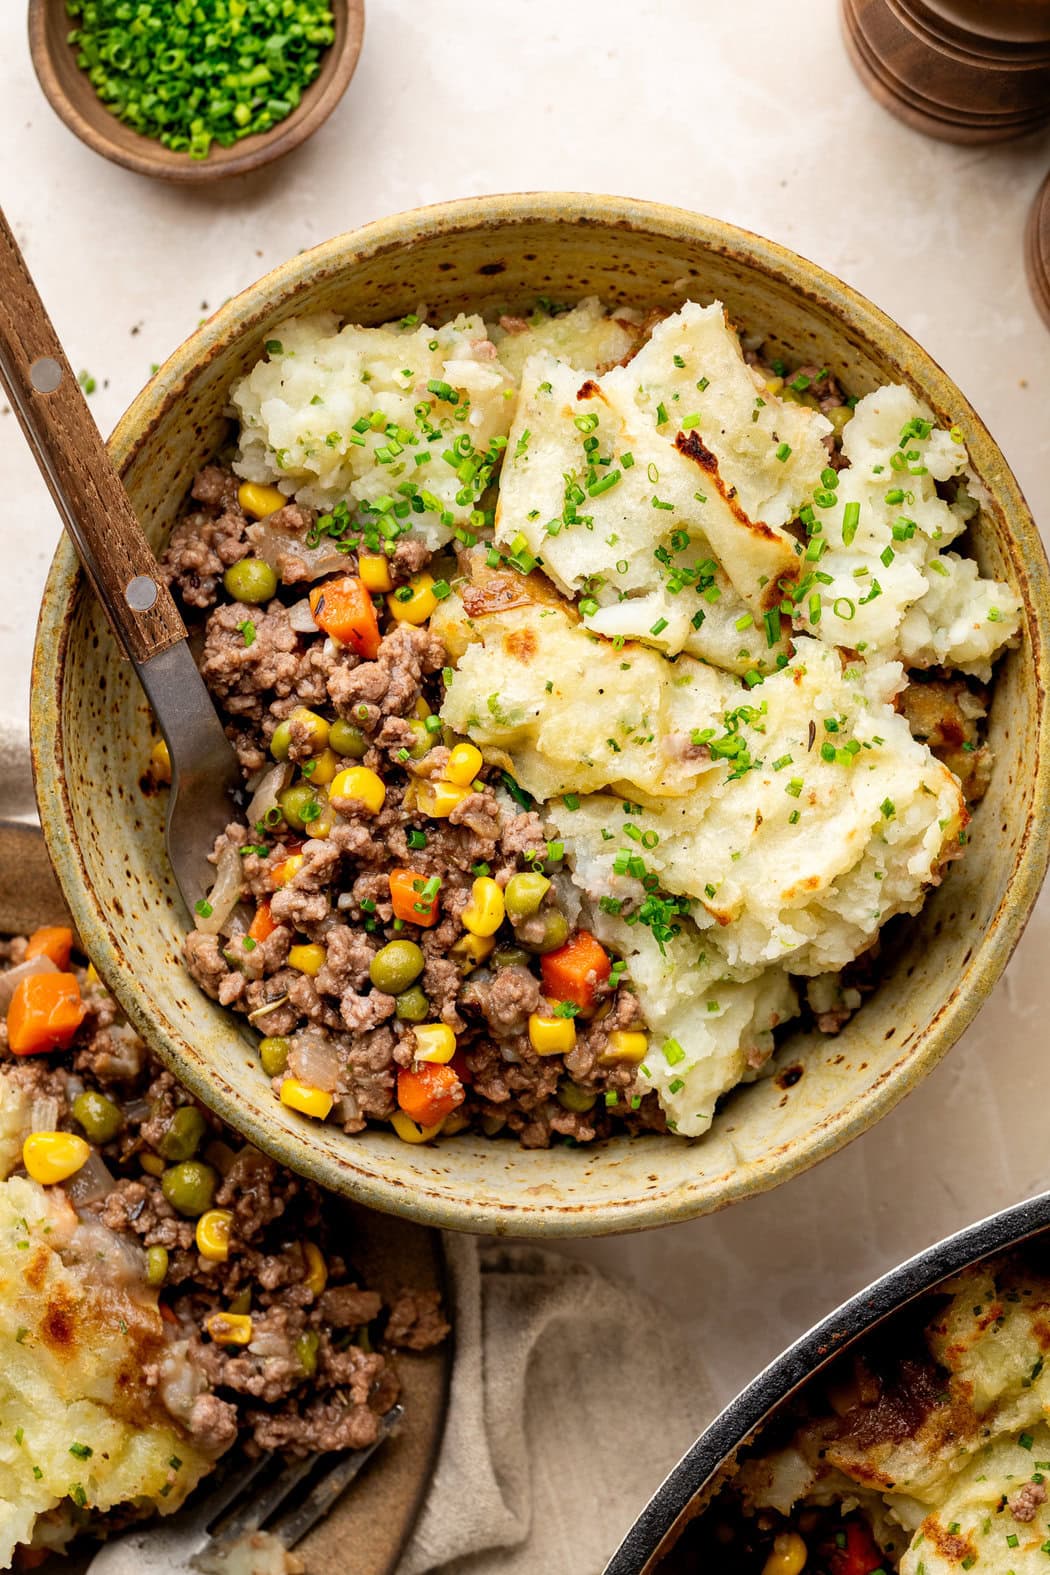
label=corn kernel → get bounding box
[329,766,386,816]
[416,779,471,819]
[528,1012,577,1056]
[85,963,100,985]
[303,1241,327,1298]
[413,696,432,720]
[763,375,785,396]
[237,481,287,519]
[762,1532,807,1575]
[358,553,393,593]
[280,1078,334,1120]
[306,749,340,787]
[195,1208,234,1262]
[22,1131,90,1185]
[289,706,330,753]
[450,932,495,973]
[387,573,437,626]
[149,737,172,785]
[206,1311,254,1346]
[272,852,304,888]
[413,1023,457,1064]
[140,1151,166,1177]
[444,742,483,787]
[391,1111,444,1143]
[461,876,505,938]
[599,1030,649,1066]
[287,944,326,977]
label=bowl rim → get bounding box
[27,0,365,184]
[30,191,1050,1237]
[602,1186,1050,1573]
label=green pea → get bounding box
[826,404,854,438]
[157,1105,207,1161]
[278,783,318,831]
[370,940,425,996]
[270,719,292,761]
[557,1080,597,1114]
[296,1330,319,1376]
[520,908,569,955]
[492,946,530,970]
[395,985,429,1023]
[145,1245,169,1286]
[504,872,551,920]
[259,1036,290,1077]
[329,720,368,758]
[223,557,278,604]
[161,1160,217,1218]
[72,1089,123,1145]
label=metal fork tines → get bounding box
[85,1407,403,1574]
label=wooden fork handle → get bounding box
[0,208,186,665]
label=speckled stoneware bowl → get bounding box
[31,194,1050,1237]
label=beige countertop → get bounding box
[3,0,1050,1455]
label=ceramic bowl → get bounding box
[604,1189,1050,1572]
[31,194,1050,1237]
[28,0,365,184]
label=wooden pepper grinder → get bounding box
[841,0,1050,143]
[843,0,1050,325]
[1026,171,1050,330]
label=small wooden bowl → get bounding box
[28,0,365,183]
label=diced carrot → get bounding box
[397,1063,464,1128]
[833,1521,885,1575]
[540,929,611,1009]
[248,899,277,944]
[389,867,440,927]
[24,926,74,971]
[309,576,381,659]
[7,973,86,1055]
[270,842,304,888]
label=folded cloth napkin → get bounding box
[400,1236,717,1575]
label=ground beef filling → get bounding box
[0,937,447,1459]
[165,465,666,1149]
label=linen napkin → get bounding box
[400,1236,717,1575]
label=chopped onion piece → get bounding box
[30,1095,60,1133]
[246,763,293,829]
[0,954,57,1012]
[288,1031,340,1093]
[195,841,245,936]
[247,520,347,581]
[65,1149,117,1206]
[287,598,320,634]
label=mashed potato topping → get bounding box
[0,1174,211,1564]
[174,297,1020,1146]
[733,1258,1050,1574]
[230,310,516,546]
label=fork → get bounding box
[86,1406,402,1573]
[0,208,241,913]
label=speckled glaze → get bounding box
[30,195,1050,1237]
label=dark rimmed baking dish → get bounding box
[604,1189,1050,1572]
